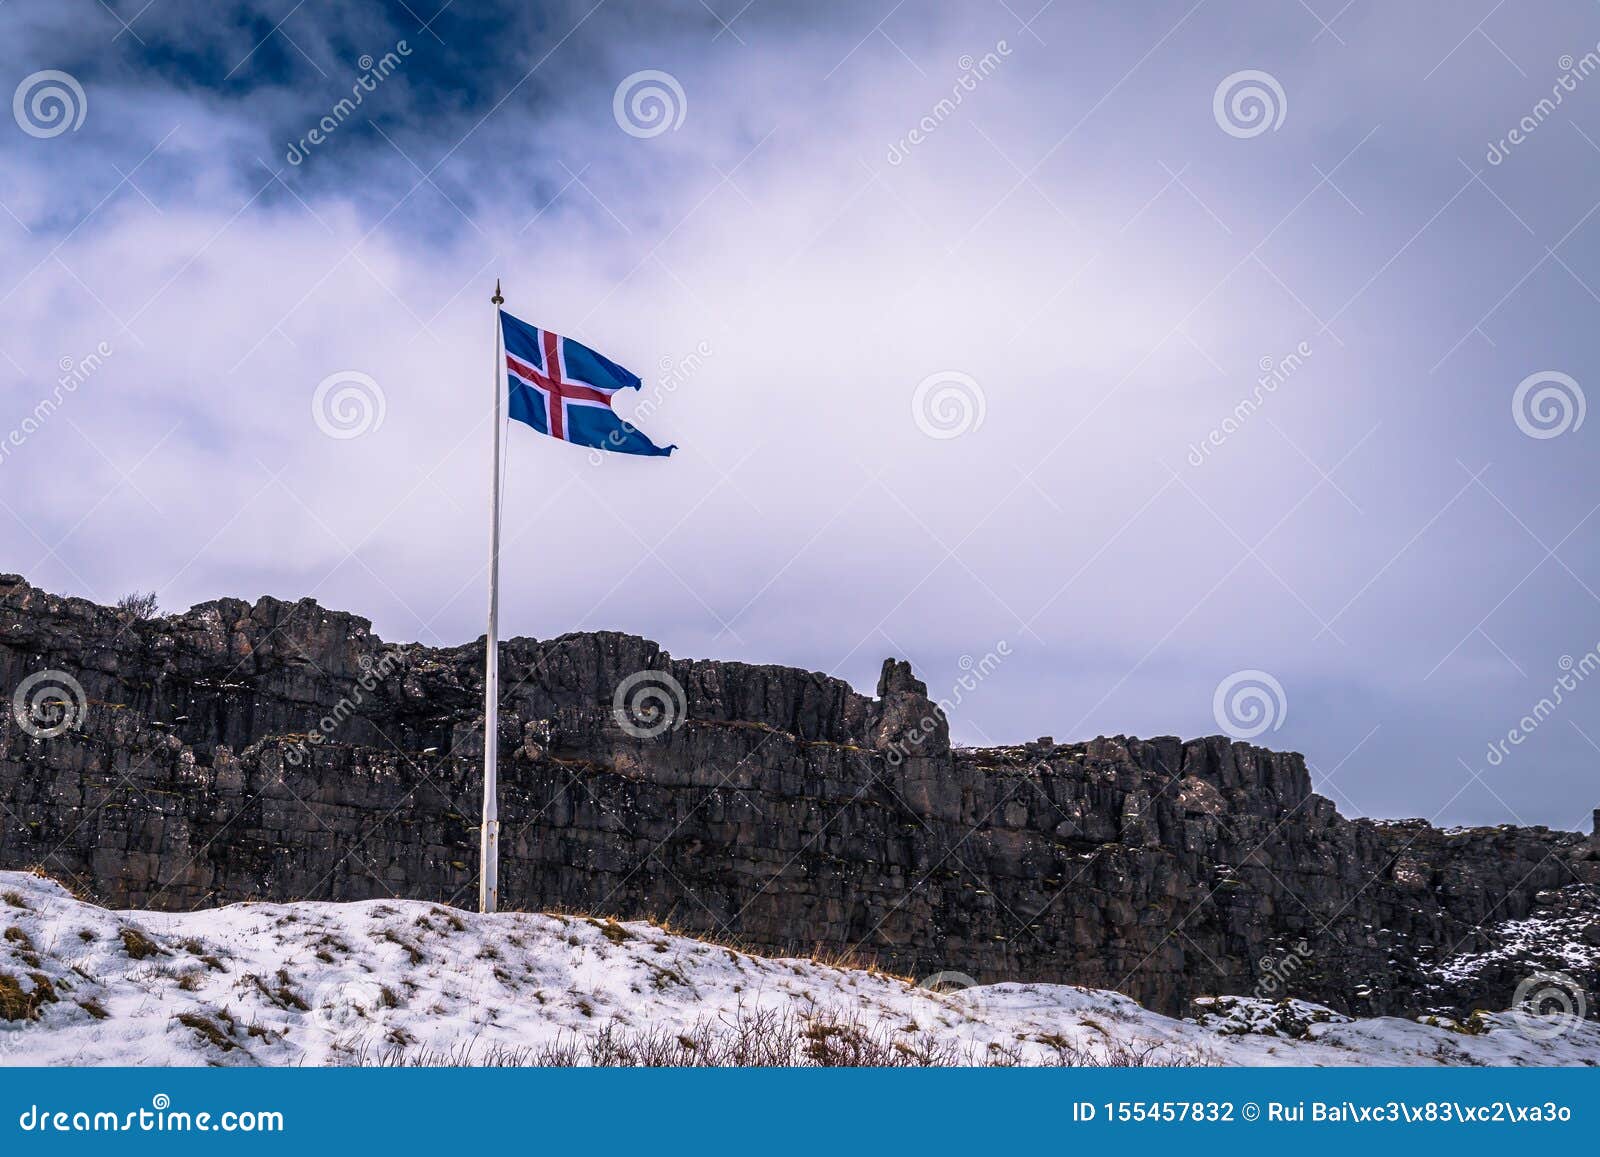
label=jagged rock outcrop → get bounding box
[0,575,1595,1017]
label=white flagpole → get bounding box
[480,278,505,914]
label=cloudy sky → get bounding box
[2,0,1598,828]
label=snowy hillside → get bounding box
[0,870,1594,1067]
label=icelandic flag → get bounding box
[501,311,675,457]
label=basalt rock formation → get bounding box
[0,575,1595,1018]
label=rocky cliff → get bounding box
[0,575,1595,1017]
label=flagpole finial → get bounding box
[491,278,503,305]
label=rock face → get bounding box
[0,575,1595,1017]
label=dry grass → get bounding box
[341,1005,1215,1068]
[508,905,918,985]
[24,865,96,904]
[4,926,40,968]
[175,1011,239,1053]
[0,971,58,1022]
[119,927,164,961]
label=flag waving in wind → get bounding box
[479,289,676,915]
[501,310,675,457]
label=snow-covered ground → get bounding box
[0,870,1595,1066]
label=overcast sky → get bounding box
[2,0,1598,828]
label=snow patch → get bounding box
[0,872,1595,1067]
